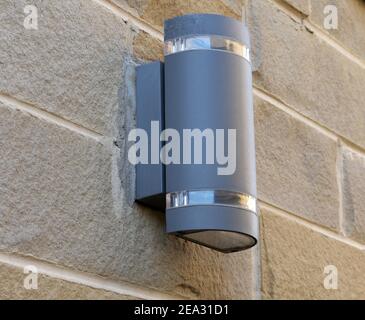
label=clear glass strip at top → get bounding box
[164,35,250,62]
[166,190,257,214]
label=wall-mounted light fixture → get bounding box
[134,14,258,253]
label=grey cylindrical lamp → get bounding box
[164,14,258,253]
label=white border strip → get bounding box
[0,94,103,142]
[253,87,338,141]
[271,0,365,70]
[93,0,164,41]
[0,252,186,300]
[259,201,365,251]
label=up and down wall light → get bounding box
[133,14,258,253]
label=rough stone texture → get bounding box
[3,0,363,302]
[111,0,243,30]
[342,148,365,244]
[0,102,254,299]
[0,262,135,300]
[309,0,365,60]
[255,96,339,230]
[0,0,255,299]
[247,0,365,149]
[261,208,365,299]
[0,0,159,136]
[284,0,310,15]
[133,30,164,62]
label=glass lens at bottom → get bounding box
[177,230,256,253]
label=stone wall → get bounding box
[247,0,365,299]
[0,0,364,299]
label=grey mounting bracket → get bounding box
[135,61,165,211]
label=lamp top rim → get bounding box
[164,13,250,46]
